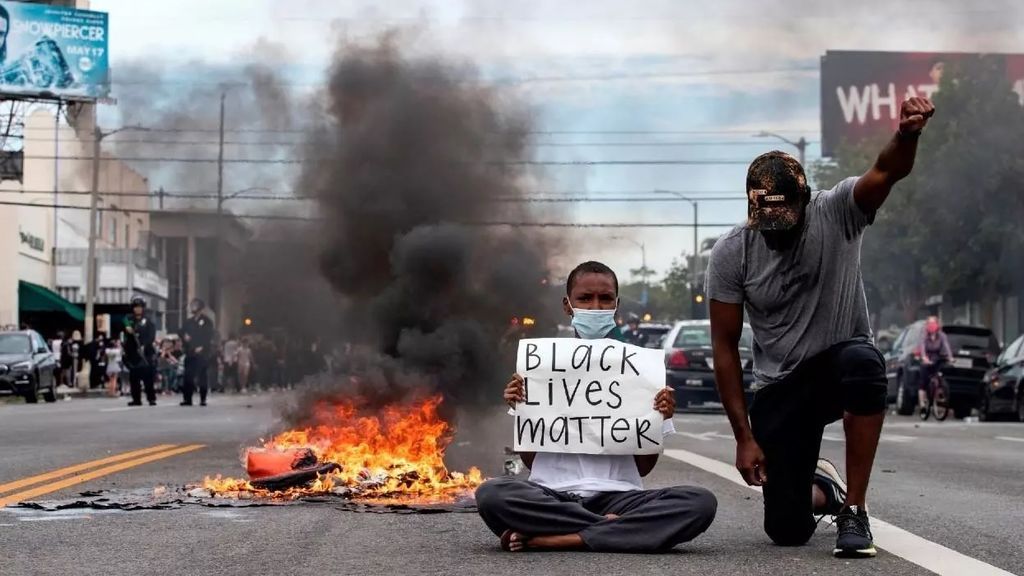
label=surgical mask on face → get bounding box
[570,308,618,340]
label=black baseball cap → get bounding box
[746,151,808,231]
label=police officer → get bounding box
[181,298,215,406]
[123,297,157,406]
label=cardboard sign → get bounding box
[513,338,665,455]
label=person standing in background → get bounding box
[236,337,253,394]
[104,339,123,398]
[61,330,82,388]
[222,334,239,393]
[123,297,158,407]
[181,298,215,407]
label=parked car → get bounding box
[979,333,1024,422]
[885,321,1000,418]
[0,330,59,403]
[663,320,755,409]
[629,322,674,349]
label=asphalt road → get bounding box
[2,393,1022,576]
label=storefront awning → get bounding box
[19,281,85,322]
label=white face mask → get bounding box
[570,308,618,340]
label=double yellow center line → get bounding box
[0,443,205,507]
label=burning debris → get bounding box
[202,396,483,503]
[195,35,555,503]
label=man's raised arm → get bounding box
[710,299,766,486]
[853,96,935,214]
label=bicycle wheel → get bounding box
[932,379,950,421]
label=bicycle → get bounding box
[920,358,950,421]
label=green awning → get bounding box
[19,281,85,322]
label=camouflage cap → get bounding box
[746,151,808,231]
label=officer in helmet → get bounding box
[182,298,215,406]
[123,296,157,406]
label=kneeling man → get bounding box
[475,261,717,552]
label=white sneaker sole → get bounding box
[833,546,877,558]
[816,458,848,494]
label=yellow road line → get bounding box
[0,444,205,507]
[0,444,177,495]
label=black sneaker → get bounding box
[813,458,847,517]
[127,401,142,407]
[834,505,877,558]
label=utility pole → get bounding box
[84,124,149,343]
[214,91,226,331]
[216,92,225,220]
[83,125,101,343]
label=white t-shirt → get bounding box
[517,417,676,497]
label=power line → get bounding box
[8,135,820,148]
[16,125,816,136]
[0,189,746,203]
[100,65,816,88]
[9,154,758,166]
[0,199,739,227]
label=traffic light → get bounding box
[690,284,707,320]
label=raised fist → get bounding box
[900,97,935,135]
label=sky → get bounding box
[90,0,1024,281]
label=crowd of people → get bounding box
[43,298,329,405]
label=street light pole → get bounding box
[611,236,648,305]
[754,131,808,166]
[654,189,700,293]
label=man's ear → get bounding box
[562,296,573,317]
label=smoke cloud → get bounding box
[280,35,561,426]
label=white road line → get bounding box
[822,433,916,444]
[664,448,1017,576]
[995,436,1024,443]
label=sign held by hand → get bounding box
[513,338,666,455]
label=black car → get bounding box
[885,322,1000,417]
[0,330,59,403]
[623,322,674,349]
[980,333,1024,422]
[663,320,755,409]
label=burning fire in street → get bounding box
[202,395,483,503]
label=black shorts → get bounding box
[748,339,887,546]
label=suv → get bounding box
[886,321,999,417]
[662,320,755,409]
[980,333,1024,422]
[0,330,59,403]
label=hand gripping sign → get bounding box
[514,338,666,455]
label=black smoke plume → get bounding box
[282,36,561,425]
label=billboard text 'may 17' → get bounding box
[0,0,109,101]
[820,50,1024,156]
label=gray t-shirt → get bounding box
[705,177,874,385]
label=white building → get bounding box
[0,108,168,336]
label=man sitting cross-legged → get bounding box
[474,261,717,553]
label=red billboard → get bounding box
[820,50,1024,156]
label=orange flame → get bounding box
[202,395,483,503]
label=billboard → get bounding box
[0,0,109,101]
[820,50,1024,156]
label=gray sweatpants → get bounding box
[475,476,717,552]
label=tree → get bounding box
[662,255,694,320]
[813,55,1024,326]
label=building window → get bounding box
[109,216,117,245]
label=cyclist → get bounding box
[916,316,952,416]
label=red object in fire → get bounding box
[246,448,319,480]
